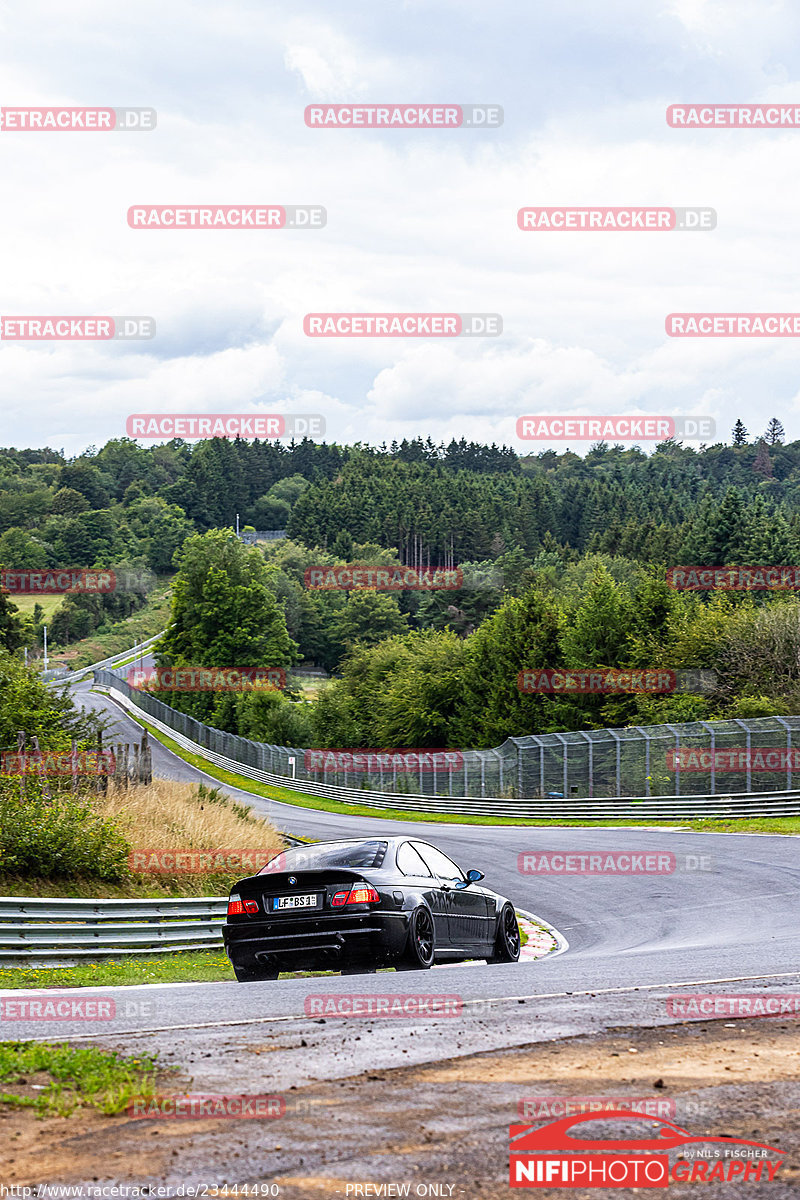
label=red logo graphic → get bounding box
[510,1112,785,1187]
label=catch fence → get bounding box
[93,670,800,814]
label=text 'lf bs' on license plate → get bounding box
[271,894,320,910]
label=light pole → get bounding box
[43,624,48,672]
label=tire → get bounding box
[488,904,521,963]
[233,963,279,982]
[396,905,435,970]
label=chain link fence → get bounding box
[94,669,800,801]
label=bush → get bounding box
[0,778,130,881]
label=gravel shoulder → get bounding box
[2,1017,799,1197]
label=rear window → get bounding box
[258,840,388,872]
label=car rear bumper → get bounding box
[223,909,410,971]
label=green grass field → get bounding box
[0,1041,162,1116]
[10,595,63,619]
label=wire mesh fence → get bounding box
[95,669,800,801]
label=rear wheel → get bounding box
[396,905,435,970]
[233,964,279,982]
[488,904,521,963]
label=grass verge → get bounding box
[52,584,172,670]
[101,701,800,834]
[0,1041,162,1116]
[0,950,235,991]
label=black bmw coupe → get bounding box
[223,836,521,981]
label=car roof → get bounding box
[295,836,418,848]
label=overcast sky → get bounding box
[2,0,800,457]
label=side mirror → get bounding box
[466,869,484,884]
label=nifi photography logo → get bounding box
[509,1111,785,1188]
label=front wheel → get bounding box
[396,905,435,970]
[488,904,521,963]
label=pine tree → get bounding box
[731,420,749,446]
[764,417,785,445]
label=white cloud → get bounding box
[2,0,800,455]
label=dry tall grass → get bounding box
[95,779,282,856]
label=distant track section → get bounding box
[95,674,800,820]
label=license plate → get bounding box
[271,893,319,911]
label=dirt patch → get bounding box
[2,1020,799,1197]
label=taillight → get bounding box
[349,884,380,904]
[228,893,259,915]
[331,884,380,907]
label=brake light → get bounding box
[331,884,380,907]
[228,894,259,915]
[349,884,380,904]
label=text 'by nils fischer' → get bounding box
[517,416,715,441]
[0,106,156,130]
[518,207,715,231]
[125,414,325,439]
[1,317,155,339]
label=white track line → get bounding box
[20,969,800,1042]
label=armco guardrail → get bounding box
[46,632,164,685]
[95,672,800,819]
[96,671,800,804]
[0,896,227,966]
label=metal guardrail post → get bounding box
[733,719,752,793]
[776,717,793,789]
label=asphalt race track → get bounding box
[7,675,799,1074]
